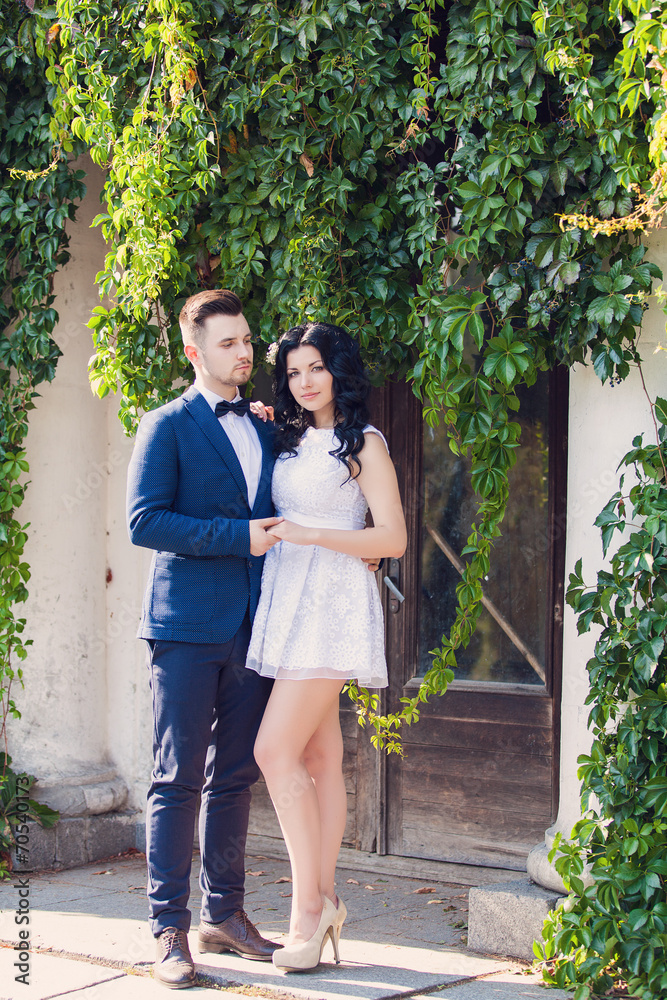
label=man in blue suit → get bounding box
[127,289,283,988]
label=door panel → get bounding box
[419,374,550,683]
[374,370,567,868]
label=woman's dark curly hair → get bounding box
[273,322,371,478]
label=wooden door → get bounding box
[339,368,567,868]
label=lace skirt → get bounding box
[245,534,387,688]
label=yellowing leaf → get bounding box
[299,153,315,177]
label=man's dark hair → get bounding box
[179,289,243,348]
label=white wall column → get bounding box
[529,234,667,890]
[8,160,131,826]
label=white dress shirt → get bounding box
[195,380,263,508]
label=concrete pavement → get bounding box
[0,849,572,1000]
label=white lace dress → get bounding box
[245,425,388,688]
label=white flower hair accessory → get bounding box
[265,341,279,366]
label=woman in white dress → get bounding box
[246,322,406,971]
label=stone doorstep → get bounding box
[467,878,565,963]
[12,812,137,873]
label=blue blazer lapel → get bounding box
[250,413,275,515]
[183,387,249,505]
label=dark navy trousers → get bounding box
[145,620,273,936]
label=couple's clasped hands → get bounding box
[249,516,381,571]
[248,516,301,554]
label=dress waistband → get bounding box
[278,508,365,531]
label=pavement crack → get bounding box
[196,980,305,998]
[27,972,127,1000]
[0,940,151,976]
[368,965,518,999]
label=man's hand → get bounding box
[249,516,284,555]
[362,557,383,572]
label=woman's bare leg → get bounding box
[302,700,346,901]
[254,677,345,943]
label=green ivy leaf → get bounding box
[654,397,667,426]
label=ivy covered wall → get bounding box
[2,1,667,994]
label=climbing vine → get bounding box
[2,0,667,986]
[0,3,84,782]
[41,0,663,749]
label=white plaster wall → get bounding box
[7,159,152,823]
[104,404,153,816]
[548,230,667,848]
[9,160,110,782]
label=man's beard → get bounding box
[224,369,251,387]
[201,355,252,389]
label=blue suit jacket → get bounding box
[127,385,275,643]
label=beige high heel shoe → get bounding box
[330,894,346,952]
[272,897,338,971]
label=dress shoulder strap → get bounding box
[363,424,390,454]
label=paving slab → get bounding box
[0,885,120,911]
[412,967,573,997]
[1,911,156,967]
[0,947,250,1000]
[0,856,474,957]
[0,856,146,895]
[59,969,246,1000]
[195,941,506,998]
[0,945,124,1000]
[0,915,504,999]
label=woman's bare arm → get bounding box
[267,432,407,558]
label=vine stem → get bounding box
[637,356,667,483]
[195,70,220,162]
[0,654,13,764]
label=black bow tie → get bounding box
[215,398,251,418]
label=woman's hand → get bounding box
[249,400,275,422]
[266,519,316,546]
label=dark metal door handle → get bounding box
[383,558,404,613]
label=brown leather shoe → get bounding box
[154,927,196,989]
[198,910,282,961]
